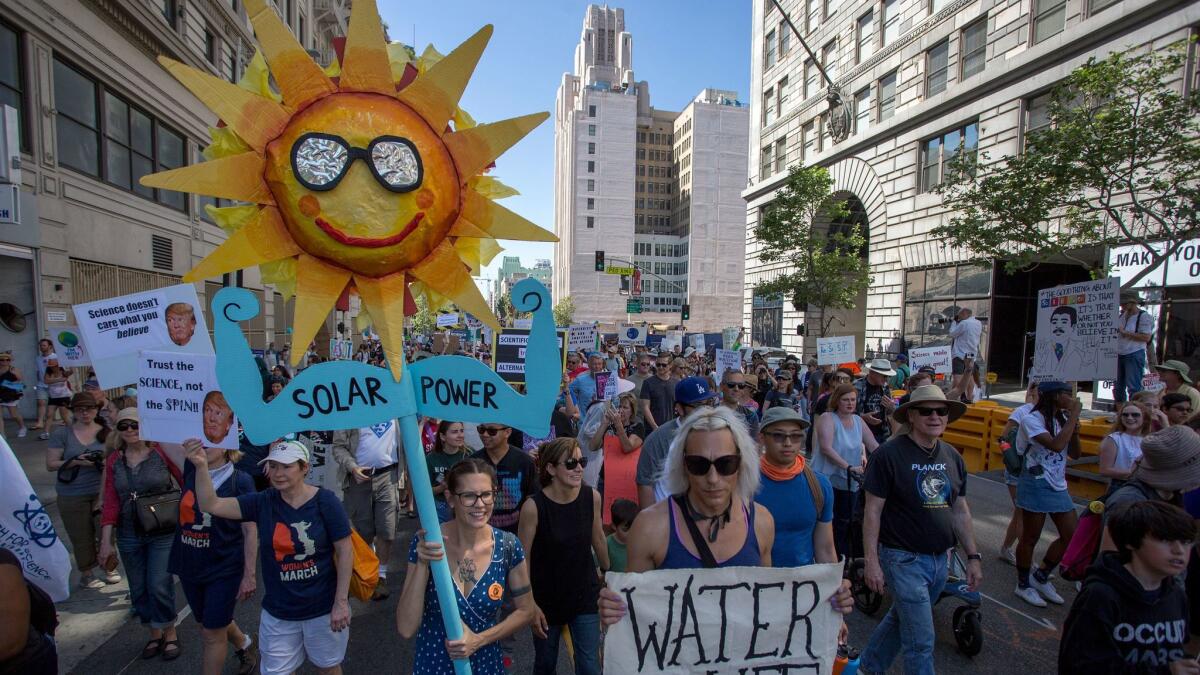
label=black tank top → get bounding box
[529,486,600,625]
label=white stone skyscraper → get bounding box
[554,5,748,329]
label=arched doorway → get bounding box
[805,192,869,353]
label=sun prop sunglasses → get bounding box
[291,133,423,193]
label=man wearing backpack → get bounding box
[1115,291,1155,403]
[754,407,835,566]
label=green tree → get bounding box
[410,293,436,336]
[934,43,1200,288]
[552,296,576,326]
[754,165,872,337]
[495,292,515,325]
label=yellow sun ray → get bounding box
[290,254,353,368]
[157,57,291,152]
[448,218,491,239]
[353,273,409,380]
[411,241,500,330]
[244,0,337,108]
[397,25,492,133]
[444,112,549,179]
[338,0,394,95]
[140,152,273,204]
[461,190,558,242]
[184,208,300,282]
[454,237,503,276]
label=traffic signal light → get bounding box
[681,303,690,320]
[594,250,605,272]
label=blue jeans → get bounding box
[1115,350,1146,402]
[117,531,177,629]
[859,545,948,675]
[532,613,601,675]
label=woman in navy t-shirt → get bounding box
[168,438,259,675]
[188,439,353,675]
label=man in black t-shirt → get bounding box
[858,385,982,675]
[471,424,537,534]
[855,359,896,445]
[639,354,677,431]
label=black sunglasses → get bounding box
[116,421,140,431]
[913,407,949,417]
[559,457,588,470]
[478,426,509,436]
[724,382,750,390]
[683,454,740,477]
[291,132,423,193]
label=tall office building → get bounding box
[553,5,748,329]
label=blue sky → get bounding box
[377,1,752,279]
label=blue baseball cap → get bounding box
[675,376,718,405]
[1037,381,1072,395]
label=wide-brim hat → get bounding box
[1133,426,1200,492]
[759,405,810,431]
[1155,359,1193,384]
[892,385,967,424]
[68,392,97,410]
[866,358,896,378]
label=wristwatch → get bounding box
[966,553,982,562]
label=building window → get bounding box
[159,0,177,27]
[807,0,822,32]
[765,28,777,68]
[54,58,100,176]
[903,264,991,350]
[825,0,842,17]
[752,290,783,348]
[854,87,871,134]
[877,71,897,121]
[760,143,774,180]
[822,40,838,82]
[926,40,949,97]
[804,59,818,98]
[586,198,594,210]
[587,160,594,173]
[587,179,594,191]
[588,104,596,117]
[930,0,949,12]
[920,121,979,191]
[776,76,789,115]
[1023,92,1053,149]
[775,137,787,173]
[205,29,218,66]
[961,20,986,80]
[587,142,595,154]
[762,86,776,126]
[298,15,305,48]
[1088,0,1120,13]
[1033,0,1066,43]
[856,11,874,63]
[779,21,791,57]
[0,23,27,151]
[587,124,596,136]
[882,0,900,46]
[586,216,594,229]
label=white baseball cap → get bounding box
[258,439,309,465]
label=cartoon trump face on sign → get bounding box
[165,302,197,347]
[202,389,235,445]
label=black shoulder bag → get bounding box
[119,450,181,537]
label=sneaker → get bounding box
[17,428,26,438]
[234,638,258,675]
[998,546,1016,566]
[79,575,105,590]
[1029,574,1065,604]
[38,432,49,440]
[101,569,122,584]
[1014,584,1047,607]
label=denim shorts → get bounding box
[1015,472,1073,513]
[1004,470,1019,487]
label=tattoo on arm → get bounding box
[509,584,531,597]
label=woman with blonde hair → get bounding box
[169,438,259,674]
[597,393,644,526]
[1098,401,1149,485]
[812,383,879,558]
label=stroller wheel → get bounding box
[848,559,884,616]
[952,606,983,657]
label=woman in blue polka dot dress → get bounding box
[397,459,535,674]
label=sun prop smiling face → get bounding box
[141,0,555,381]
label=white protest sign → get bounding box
[660,332,683,353]
[620,324,648,346]
[604,563,843,674]
[568,324,597,352]
[909,345,952,375]
[465,314,483,330]
[50,326,90,367]
[301,430,332,488]
[1031,278,1118,382]
[722,327,741,349]
[328,339,353,360]
[714,348,741,383]
[138,351,238,449]
[73,284,213,388]
[690,334,706,353]
[0,437,73,602]
[436,312,460,328]
[816,335,855,366]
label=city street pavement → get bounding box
[9,420,1078,674]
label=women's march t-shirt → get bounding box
[237,487,351,621]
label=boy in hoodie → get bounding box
[1059,500,1198,674]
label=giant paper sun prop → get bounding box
[142,0,554,380]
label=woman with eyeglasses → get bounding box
[1013,381,1081,608]
[98,408,184,661]
[599,407,776,625]
[519,438,608,675]
[812,383,879,559]
[398,459,535,675]
[1099,402,1149,486]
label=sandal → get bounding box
[141,637,164,660]
[161,639,181,661]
